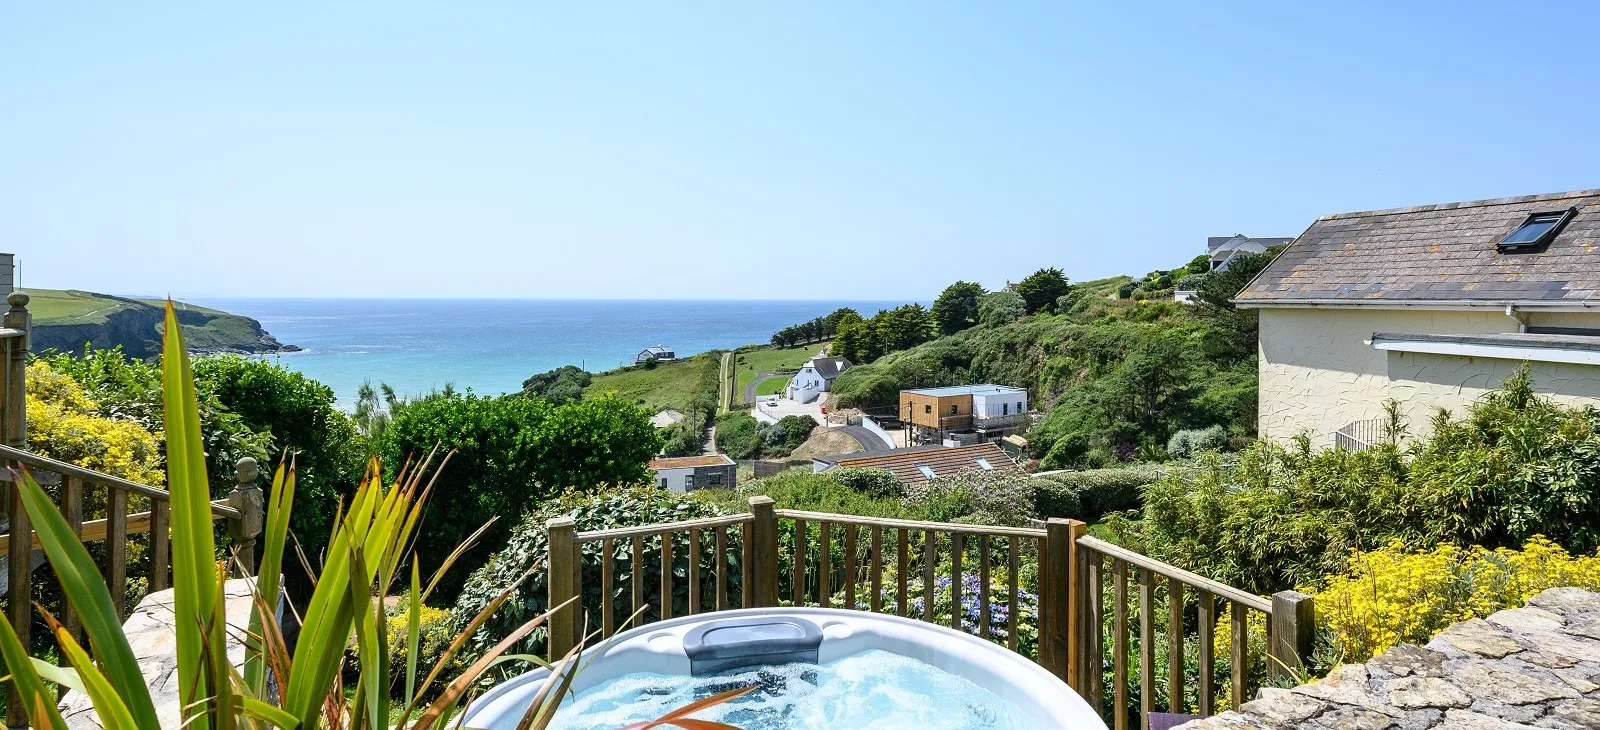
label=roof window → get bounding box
[975,457,993,471]
[916,465,936,479]
[1498,208,1575,252]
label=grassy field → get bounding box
[755,376,788,396]
[30,289,129,324]
[585,353,720,415]
[733,343,826,392]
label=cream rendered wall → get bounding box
[1258,307,1600,446]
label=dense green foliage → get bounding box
[380,392,662,600]
[713,411,815,459]
[450,487,731,660]
[770,307,860,348]
[518,364,592,405]
[1031,464,1163,522]
[194,356,367,579]
[931,281,985,335]
[1166,425,1228,459]
[831,303,934,363]
[1014,267,1071,314]
[1130,370,1600,595]
[977,290,1026,327]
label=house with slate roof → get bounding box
[783,356,853,404]
[1236,189,1600,447]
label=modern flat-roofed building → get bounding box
[899,384,1028,445]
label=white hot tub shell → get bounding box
[462,606,1107,729]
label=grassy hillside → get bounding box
[585,352,721,415]
[30,288,294,357]
[732,343,825,392]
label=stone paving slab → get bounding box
[58,578,273,730]
[1178,588,1600,730]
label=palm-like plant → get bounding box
[0,301,748,730]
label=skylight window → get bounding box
[1499,209,1575,251]
[917,465,936,479]
[975,457,993,471]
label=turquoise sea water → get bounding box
[194,298,900,406]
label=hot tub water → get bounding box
[544,649,1033,730]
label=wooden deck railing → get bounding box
[548,499,1315,729]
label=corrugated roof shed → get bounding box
[1237,189,1600,305]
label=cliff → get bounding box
[29,289,299,359]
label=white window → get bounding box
[1002,403,1009,415]
[659,478,668,489]
[917,465,936,479]
[975,457,993,471]
[685,474,695,490]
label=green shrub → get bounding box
[901,470,1036,527]
[1167,425,1228,459]
[714,411,761,459]
[381,393,662,600]
[761,415,816,456]
[658,420,703,457]
[1031,464,1162,521]
[830,467,902,499]
[449,486,731,662]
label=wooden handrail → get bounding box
[1077,535,1272,613]
[0,328,23,339]
[774,509,1048,539]
[0,445,242,519]
[574,512,753,542]
[0,499,236,557]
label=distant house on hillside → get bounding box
[649,454,735,493]
[634,345,677,364]
[1237,189,1600,448]
[899,384,1028,445]
[812,442,1016,486]
[1207,234,1294,272]
[784,356,853,404]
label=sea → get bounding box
[192,298,902,408]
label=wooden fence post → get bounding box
[3,292,27,452]
[1039,518,1073,683]
[4,291,29,730]
[1269,590,1314,680]
[1064,519,1087,692]
[547,516,580,661]
[748,496,778,608]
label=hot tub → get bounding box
[461,607,1106,729]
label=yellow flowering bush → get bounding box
[25,362,163,486]
[1312,537,1600,663]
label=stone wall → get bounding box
[1178,587,1600,729]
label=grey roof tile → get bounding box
[1238,189,1600,304]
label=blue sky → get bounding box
[4,2,1597,300]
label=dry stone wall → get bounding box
[1178,588,1600,730]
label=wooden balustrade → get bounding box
[547,502,1315,729]
[1072,535,1314,729]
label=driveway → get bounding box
[742,372,781,405]
[753,397,824,425]
[834,424,894,453]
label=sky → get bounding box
[4,2,1598,301]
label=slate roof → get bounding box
[1236,190,1600,305]
[824,442,1016,485]
[807,357,853,379]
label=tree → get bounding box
[834,318,870,362]
[1014,267,1071,313]
[978,290,1026,326]
[931,281,986,335]
[1195,251,1277,309]
[194,356,366,595]
[520,364,592,404]
[380,392,661,600]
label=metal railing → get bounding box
[1333,418,1386,451]
[548,500,1316,729]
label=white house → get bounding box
[649,454,736,493]
[1237,189,1600,448]
[784,356,853,404]
[634,345,677,364]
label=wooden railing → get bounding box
[548,500,1315,729]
